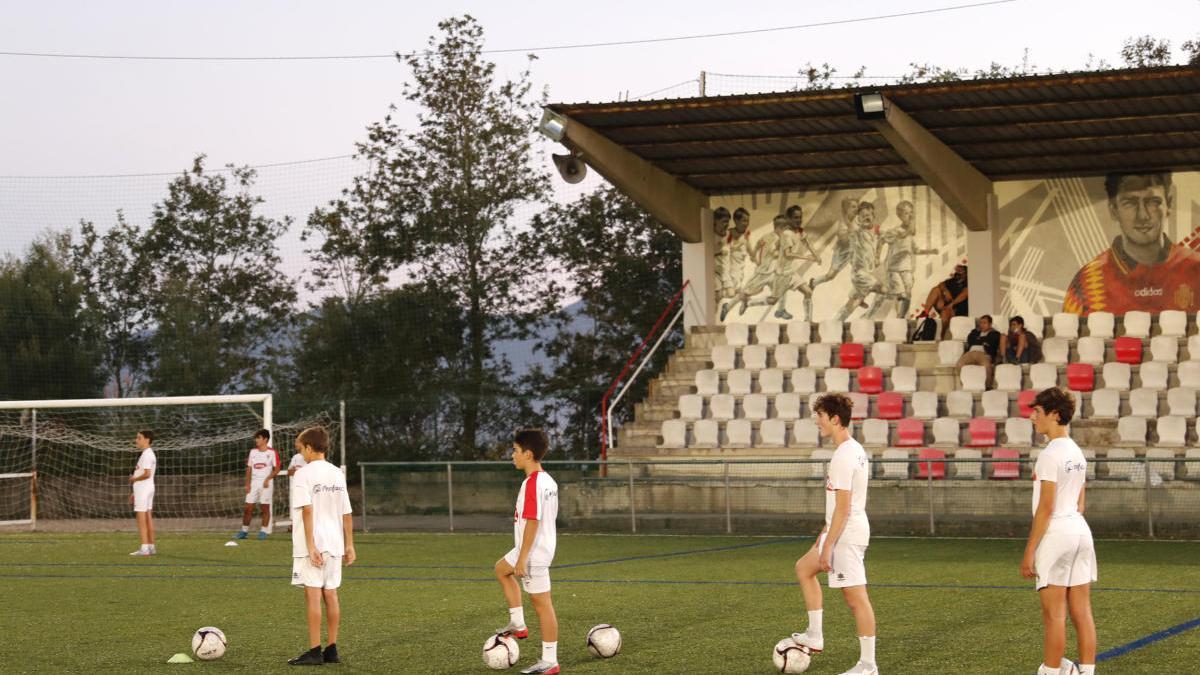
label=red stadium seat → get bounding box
[1115,336,1143,365]
[991,448,1021,480]
[876,392,904,420]
[857,366,884,394]
[1066,363,1095,392]
[915,448,946,479]
[1018,390,1037,417]
[839,343,865,369]
[896,418,925,447]
[966,418,997,447]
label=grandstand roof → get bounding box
[546,65,1200,194]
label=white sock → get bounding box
[807,609,824,638]
[140,544,150,553]
[542,641,557,664]
[859,635,875,666]
[241,525,249,532]
[1039,665,1060,675]
[508,606,525,627]
[1079,666,1095,675]
[260,526,268,533]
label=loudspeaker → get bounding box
[552,153,587,184]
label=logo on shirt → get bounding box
[1134,286,1163,297]
[1065,461,1086,473]
[253,462,268,469]
[312,483,345,494]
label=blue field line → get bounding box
[555,536,803,569]
[1097,616,1200,662]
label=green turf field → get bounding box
[1,532,1197,674]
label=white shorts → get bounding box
[292,553,343,589]
[1034,531,1097,591]
[504,548,551,594]
[245,483,274,505]
[133,486,155,512]
[817,533,868,589]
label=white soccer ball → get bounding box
[482,634,519,670]
[772,637,811,673]
[191,626,227,661]
[586,623,621,658]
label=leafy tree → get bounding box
[1121,35,1174,67]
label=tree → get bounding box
[0,233,103,399]
[1121,35,1173,67]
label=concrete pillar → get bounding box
[682,207,715,329]
[965,194,1002,316]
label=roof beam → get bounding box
[553,109,708,242]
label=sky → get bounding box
[1,0,1198,278]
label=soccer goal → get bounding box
[0,394,337,531]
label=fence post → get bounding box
[724,460,732,534]
[1144,457,1154,538]
[447,463,455,533]
[927,459,935,536]
[30,409,37,531]
[628,461,637,533]
[359,463,367,533]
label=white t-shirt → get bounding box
[290,459,353,558]
[512,471,559,567]
[133,448,156,489]
[287,453,307,473]
[825,438,870,546]
[1033,437,1090,535]
[247,447,280,482]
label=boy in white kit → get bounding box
[129,430,157,556]
[288,426,356,666]
[494,428,560,675]
[1022,388,1097,675]
[791,394,878,675]
[235,429,281,540]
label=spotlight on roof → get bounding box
[538,109,567,142]
[854,92,887,120]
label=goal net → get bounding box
[0,394,338,531]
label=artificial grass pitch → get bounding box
[0,532,1197,673]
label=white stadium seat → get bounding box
[759,419,788,448]
[882,318,909,343]
[871,341,897,368]
[1024,315,1045,339]
[791,368,817,395]
[711,344,737,371]
[1102,362,1131,391]
[933,417,961,445]
[710,394,736,421]
[806,343,832,369]
[1087,311,1115,339]
[1076,337,1105,365]
[1123,311,1151,338]
[1129,388,1159,418]
[947,390,974,417]
[850,318,876,344]
[912,391,940,419]
[1189,334,1200,361]
[862,418,889,447]
[995,364,1023,392]
[774,393,802,420]
[954,448,983,479]
[1117,416,1147,446]
[1052,312,1079,339]
[743,394,769,421]
[982,390,1009,418]
[960,365,987,393]
[724,323,750,347]
[891,366,918,393]
[759,368,785,395]
[696,369,720,396]
[807,393,823,418]
[787,320,813,346]
[725,420,753,448]
[1150,335,1179,363]
[1004,417,1034,447]
[949,316,974,341]
[880,449,910,479]
[1178,361,1200,389]
[824,368,850,392]
[742,344,769,371]
[1156,416,1187,448]
[792,419,820,447]
[692,420,719,448]
[754,321,781,346]
[938,340,964,366]
[1089,389,1121,419]
[819,320,843,345]
[1031,363,1059,390]
[1140,361,1169,391]
[678,394,704,421]
[1186,449,1200,481]
[1042,338,1070,365]
[1167,387,1197,418]
[809,449,834,479]
[660,420,687,448]
[1159,310,1188,338]
[727,369,753,395]
[1106,448,1136,479]
[849,392,869,419]
[774,343,800,369]
[1147,448,1178,480]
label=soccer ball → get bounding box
[586,623,621,658]
[482,634,519,670]
[191,626,227,661]
[772,637,811,673]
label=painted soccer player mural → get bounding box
[875,200,939,318]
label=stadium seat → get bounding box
[743,394,769,421]
[849,392,870,420]
[759,419,787,448]
[912,391,939,419]
[1106,448,1136,480]
[696,369,720,396]
[1160,310,1188,337]
[1179,360,1200,389]
[947,390,974,417]
[819,320,843,344]
[967,418,997,447]
[1130,388,1158,418]
[755,321,781,346]
[877,392,904,419]
[1168,387,1197,418]
[759,368,785,395]
[1043,338,1070,365]
[862,418,889,447]
[1076,337,1105,365]
[1156,416,1187,448]
[933,417,960,446]
[692,420,719,448]
[1089,389,1121,419]
[1140,361,1168,391]
[725,323,750,347]
[726,419,753,448]
[948,316,974,341]
[995,364,1023,392]
[992,315,1009,335]
[1024,315,1045,339]
[1184,449,1200,481]
[960,365,987,393]
[871,341,897,368]
[710,394,737,421]
[660,420,688,448]
[1114,336,1143,364]
[1051,312,1079,339]
[791,367,817,394]
[850,318,876,344]
[806,343,832,369]
[678,394,704,421]
[774,393,802,421]
[792,419,820,447]
[880,449,910,479]
[787,320,813,346]
[882,317,909,343]
[728,369,752,395]
[1066,363,1095,392]
[839,343,865,369]
[1123,311,1151,338]
[742,344,768,371]
[1018,390,1037,417]
[1004,417,1033,447]
[1117,416,1148,446]
[1087,311,1115,339]
[711,344,737,371]
[857,366,884,394]
[809,449,834,479]
[992,448,1022,480]
[891,366,918,393]
[896,418,925,446]
[1102,362,1131,391]
[1189,334,1200,360]
[982,390,1009,418]
[916,448,947,479]
[954,448,983,479]
[824,367,850,392]
[1147,448,1178,480]
[1150,335,1179,364]
[775,343,800,369]
[938,340,964,366]
[1030,363,1058,390]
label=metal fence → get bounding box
[358,457,1200,539]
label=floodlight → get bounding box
[538,109,567,142]
[854,92,887,120]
